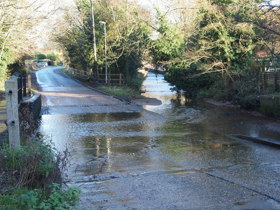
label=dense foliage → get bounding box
[55,0,151,82]
[150,11,185,69]
[150,0,279,104]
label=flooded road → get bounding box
[39,69,280,209]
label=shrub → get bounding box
[236,95,260,110]
[0,137,68,189]
[35,53,47,60]
[7,59,29,76]
[0,138,80,209]
[39,184,80,209]
[126,72,146,90]
[0,184,80,209]
[165,64,217,96]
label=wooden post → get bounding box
[275,72,279,91]
[263,73,267,93]
[5,76,20,148]
[23,76,27,97]
[28,74,32,96]
[119,74,122,86]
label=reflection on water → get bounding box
[39,71,280,208]
[40,72,280,172]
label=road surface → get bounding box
[36,67,142,114]
[38,67,280,209]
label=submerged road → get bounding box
[38,67,280,209]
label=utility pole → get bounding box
[99,21,108,84]
[89,0,98,82]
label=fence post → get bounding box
[263,73,267,93]
[119,74,122,86]
[17,76,22,103]
[23,76,27,97]
[5,76,20,148]
[275,72,279,91]
[28,74,32,96]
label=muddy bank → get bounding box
[204,98,239,108]
[204,98,269,119]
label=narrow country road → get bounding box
[37,67,280,209]
[36,66,142,114]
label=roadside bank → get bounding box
[260,95,280,118]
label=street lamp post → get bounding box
[99,21,108,85]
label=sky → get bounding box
[32,0,280,49]
[137,0,280,9]
[271,0,280,4]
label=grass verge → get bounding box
[61,68,146,100]
[97,85,144,99]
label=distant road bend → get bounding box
[36,66,141,114]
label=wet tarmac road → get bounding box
[38,68,280,209]
[36,67,121,107]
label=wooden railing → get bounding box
[69,68,91,80]
[97,73,124,86]
[17,76,30,104]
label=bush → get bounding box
[35,53,47,60]
[165,64,217,96]
[197,79,233,101]
[0,138,80,209]
[236,95,260,110]
[39,184,80,209]
[7,59,29,76]
[0,137,68,189]
[126,72,146,90]
[0,184,80,209]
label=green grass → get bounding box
[0,184,80,209]
[60,68,73,77]
[97,85,144,99]
[31,89,39,94]
[61,68,146,99]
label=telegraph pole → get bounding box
[89,0,98,81]
[99,21,107,84]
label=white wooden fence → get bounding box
[5,75,31,148]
